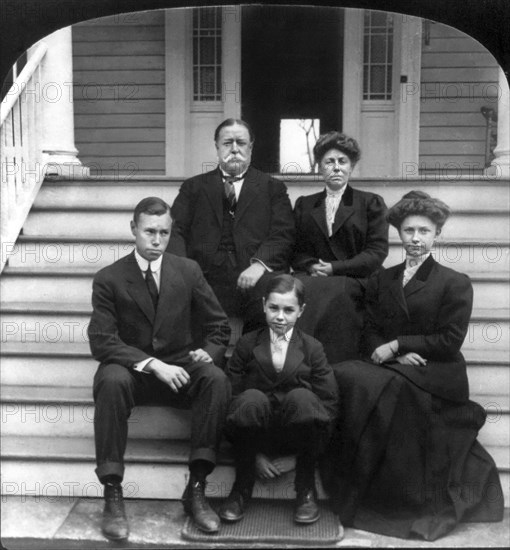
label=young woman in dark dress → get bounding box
[324,190,504,541]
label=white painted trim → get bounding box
[397,15,422,176]
[222,6,242,118]
[342,9,363,143]
[165,9,188,176]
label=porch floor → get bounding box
[2,496,508,549]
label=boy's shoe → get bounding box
[294,488,320,524]
[219,482,253,522]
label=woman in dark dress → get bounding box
[292,132,389,362]
[325,191,504,540]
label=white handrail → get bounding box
[0,43,48,125]
[1,42,49,272]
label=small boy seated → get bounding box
[219,274,338,524]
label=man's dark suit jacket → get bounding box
[88,251,230,368]
[363,255,474,402]
[227,327,338,423]
[168,166,295,273]
[292,185,388,277]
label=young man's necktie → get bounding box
[145,263,159,309]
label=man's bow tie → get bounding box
[223,174,244,184]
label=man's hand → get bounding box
[371,340,398,364]
[145,359,190,393]
[189,348,213,363]
[237,262,265,289]
[309,259,333,277]
[396,353,427,366]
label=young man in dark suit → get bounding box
[168,118,295,332]
[88,197,231,540]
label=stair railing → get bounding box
[1,43,48,272]
[480,106,498,168]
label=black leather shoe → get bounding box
[182,479,220,533]
[101,482,129,540]
[218,487,249,522]
[294,488,320,524]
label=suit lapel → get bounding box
[252,329,279,382]
[277,330,305,385]
[387,263,409,317]
[404,255,436,298]
[203,169,224,226]
[153,254,178,334]
[234,167,260,226]
[125,252,156,324]
[331,185,355,235]
[310,190,329,238]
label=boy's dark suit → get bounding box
[223,327,338,511]
[227,327,338,422]
[88,251,231,482]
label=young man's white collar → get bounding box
[134,249,162,289]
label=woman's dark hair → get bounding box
[133,197,171,224]
[387,190,451,230]
[313,131,361,166]
[264,274,305,307]
[214,118,255,143]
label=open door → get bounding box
[241,6,344,174]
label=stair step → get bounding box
[2,304,506,349]
[2,270,508,308]
[2,435,507,471]
[10,385,508,411]
[2,385,508,446]
[22,208,510,239]
[2,313,507,353]
[0,459,314,501]
[1,435,508,501]
[34,177,510,212]
[7,236,509,274]
[1,350,508,394]
[1,343,508,392]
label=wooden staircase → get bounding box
[1,176,509,503]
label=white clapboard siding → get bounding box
[419,22,500,175]
[72,10,166,176]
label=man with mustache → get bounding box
[169,118,295,332]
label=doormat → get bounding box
[181,499,343,545]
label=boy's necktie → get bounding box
[272,335,286,373]
[145,263,159,309]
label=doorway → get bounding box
[241,6,344,173]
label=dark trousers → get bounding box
[93,361,231,483]
[205,255,285,334]
[225,388,332,492]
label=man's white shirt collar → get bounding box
[220,167,248,200]
[134,250,163,273]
